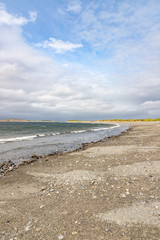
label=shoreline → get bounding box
[0,121,160,239]
[0,123,131,176]
[0,123,130,173]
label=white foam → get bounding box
[0,135,37,143]
[91,124,120,132]
[0,132,63,144]
[37,134,45,137]
[71,130,86,134]
[70,124,120,134]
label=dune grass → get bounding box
[68,118,160,122]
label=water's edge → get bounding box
[0,124,131,176]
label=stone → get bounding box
[58,235,64,240]
[40,187,47,191]
[104,228,109,232]
[121,194,126,198]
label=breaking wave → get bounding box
[0,124,120,144]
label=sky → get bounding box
[0,0,160,120]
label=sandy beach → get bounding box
[0,122,160,240]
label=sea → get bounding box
[0,122,130,165]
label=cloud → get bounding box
[28,11,37,22]
[0,3,37,26]
[67,0,82,14]
[36,37,82,53]
[141,101,160,108]
[0,2,160,120]
[140,101,160,116]
[73,0,160,75]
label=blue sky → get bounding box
[0,0,160,120]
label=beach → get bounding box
[0,121,160,239]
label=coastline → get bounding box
[0,122,130,170]
[0,121,160,239]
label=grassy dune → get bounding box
[68,118,160,122]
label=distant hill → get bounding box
[0,119,30,122]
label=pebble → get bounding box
[40,205,45,209]
[40,187,47,191]
[0,160,16,175]
[25,225,32,231]
[126,189,130,195]
[104,228,109,232]
[121,194,126,198]
[58,235,64,240]
[35,227,41,231]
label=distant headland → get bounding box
[0,119,30,122]
[0,119,57,122]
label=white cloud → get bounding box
[36,37,82,53]
[141,101,160,117]
[141,101,160,109]
[0,2,160,120]
[67,0,82,14]
[28,11,37,22]
[0,3,37,26]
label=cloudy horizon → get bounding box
[0,0,160,120]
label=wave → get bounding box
[71,130,86,133]
[0,135,37,144]
[91,124,120,131]
[0,124,120,144]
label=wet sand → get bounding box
[0,122,160,240]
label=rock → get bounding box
[31,155,39,159]
[40,205,45,209]
[104,228,110,232]
[25,224,32,231]
[35,227,41,231]
[58,235,64,240]
[40,187,47,191]
[120,194,126,198]
[0,160,16,175]
[126,189,130,195]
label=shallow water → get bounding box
[0,122,130,164]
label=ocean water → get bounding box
[0,122,130,165]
